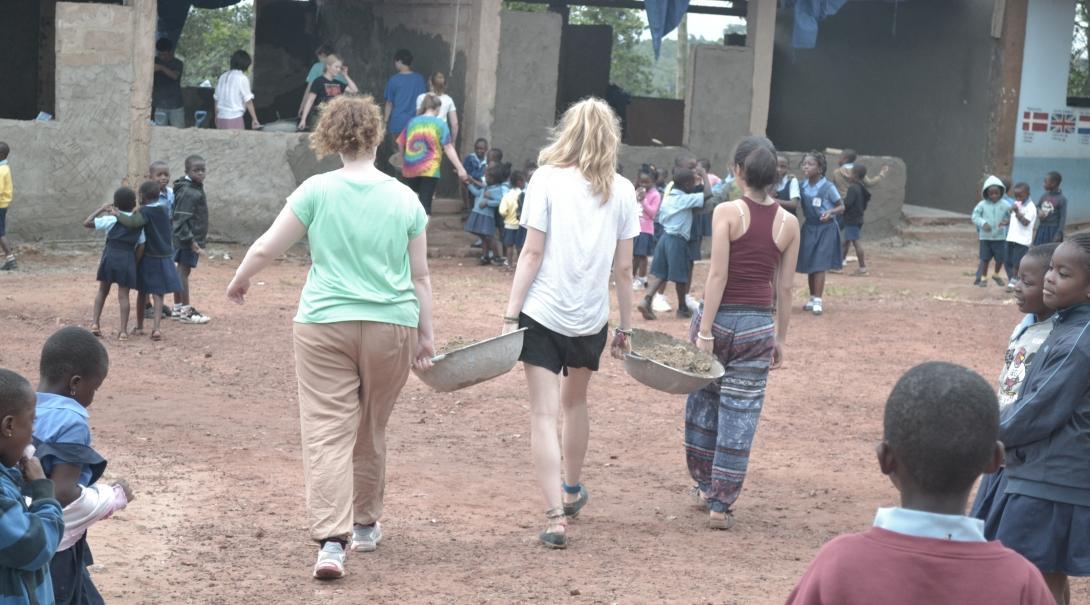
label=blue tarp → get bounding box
[645,0,691,59]
[782,0,850,49]
[157,0,245,43]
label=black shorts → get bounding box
[518,313,608,375]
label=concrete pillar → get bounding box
[462,0,501,153]
[746,0,776,135]
[127,0,156,185]
[987,0,1028,179]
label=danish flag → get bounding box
[1022,111,1048,132]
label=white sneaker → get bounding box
[811,298,824,315]
[652,293,672,313]
[803,298,815,311]
[685,294,700,312]
[845,255,858,264]
[313,541,346,579]
[631,277,646,291]
[350,522,382,553]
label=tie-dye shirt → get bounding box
[397,115,450,179]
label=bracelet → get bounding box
[613,327,632,335]
[503,315,520,323]
[696,332,715,341]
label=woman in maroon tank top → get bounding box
[684,136,801,530]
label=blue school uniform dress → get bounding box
[133,202,182,295]
[796,177,843,274]
[464,183,508,238]
[34,393,109,605]
[94,215,144,289]
[978,302,1090,576]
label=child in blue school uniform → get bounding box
[149,160,174,215]
[83,187,145,341]
[462,138,488,216]
[498,170,527,270]
[975,233,1090,605]
[464,162,510,266]
[112,181,182,341]
[796,151,844,316]
[33,327,133,605]
[0,368,64,605]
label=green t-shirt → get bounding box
[289,171,428,327]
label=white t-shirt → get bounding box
[414,93,456,124]
[520,165,640,337]
[214,70,254,119]
[1006,199,1037,247]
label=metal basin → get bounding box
[412,329,526,392]
[623,329,725,394]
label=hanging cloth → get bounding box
[645,0,691,59]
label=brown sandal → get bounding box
[90,324,102,337]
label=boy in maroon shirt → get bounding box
[786,362,1053,605]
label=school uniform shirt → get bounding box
[1005,200,1037,247]
[498,187,523,229]
[93,214,146,246]
[415,93,457,124]
[159,186,174,217]
[656,186,705,240]
[0,465,63,605]
[776,175,800,202]
[0,161,11,209]
[383,71,427,135]
[308,76,347,107]
[785,507,1053,605]
[34,394,95,486]
[213,69,254,119]
[998,314,1054,412]
[520,165,639,337]
[397,115,450,179]
[1000,302,1090,507]
[463,153,486,183]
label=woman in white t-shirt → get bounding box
[213,50,261,130]
[414,72,458,142]
[502,98,639,549]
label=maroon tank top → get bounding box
[721,197,782,307]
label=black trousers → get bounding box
[407,176,439,215]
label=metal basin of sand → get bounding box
[412,329,527,392]
[624,328,725,394]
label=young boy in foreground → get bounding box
[785,362,1052,605]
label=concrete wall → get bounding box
[491,10,562,171]
[686,44,754,176]
[780,152,907,238]
[0,2,150,242]
[767,0,998,215]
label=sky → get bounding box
[640,11,746,41]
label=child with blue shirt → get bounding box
[972,176,1010,287]
[0,368,64,605]
[149,160,173,216]
[83,187,146,341]
[465,162,510,266]
[462,138,488,215]
[637,165,712,320]
[33,327,133,605]
[796,151,844,316]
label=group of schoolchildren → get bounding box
[0,326,133,604]
[83,157,212,342]
[461,139,536,270]
[973,170,1068,290]
[633,148,886,320]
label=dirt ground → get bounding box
[0,234,1085,605]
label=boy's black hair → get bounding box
[475,137,488,147]
[184,155,206,171]
[39,327,109,386]
[840,148,858,163]
[0,369,34,419]
[149,160,169,174]
[1046,171,1063,186]
[487,148,504,162]
[138,180,160,202]
[1025,242,1060,264]
[0,142,9,160]
[1012,181,1030,194]
[156,37,174,52]
[884,362,998,494]
[509,170,526,188]
[113,187,137,212]
[230,50,252,72]
[487,161,511,184]
[394,49,414,66]
[851,163,868,180]
[672,166,697,191]
[673,151,696,167]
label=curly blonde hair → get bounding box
[537,98,620,203]
[309,95,384,159]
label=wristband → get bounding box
[696,332,714,341]
[503,315,520,323]
[613,328,632,336]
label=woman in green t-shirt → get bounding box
[227,95,435,581]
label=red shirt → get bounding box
[786,528,1052,605]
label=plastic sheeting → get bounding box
[645,0,691,59]
[783,0,850,49]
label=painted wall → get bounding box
[1012,0,1087,222]
[767,0,996,215]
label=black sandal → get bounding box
[539,508,567,549]
[562,483,588,518]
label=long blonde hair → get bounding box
[537,98,620,203]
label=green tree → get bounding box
[1071,0,1089,98]
[175,4,254,87]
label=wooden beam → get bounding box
[517,0,748,17]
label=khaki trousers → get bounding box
[293,321,415,542]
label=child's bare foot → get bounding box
[90,324,102,337]
[117,332,129,341]
[150,330,162,341]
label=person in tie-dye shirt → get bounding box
[396,94,468,214]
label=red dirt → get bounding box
[0,236,1083,604]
